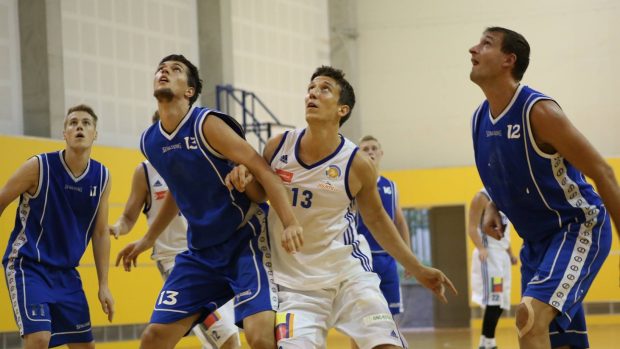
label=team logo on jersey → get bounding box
[279,155,288,164]
[154,180,163,187]
[491,277,503,292]
[275,312,294,341]
[155,190,167,200]
[382,186,392,195]
[276,169,294,183]
[325,165,341,179]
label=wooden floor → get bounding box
[75,315,620,349]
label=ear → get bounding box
[185,87,195,100]
[94,129,98,141]
[503,53,517,69]
[337,104,350,118]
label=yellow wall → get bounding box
[383,160,620,306]
[0,135,618,332]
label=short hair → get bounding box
[152,110,160,124]
[359,135,379,144]
[65,104,98,127]
[158,54,203,106]
[486,27,530,81]
[311,66,356,126]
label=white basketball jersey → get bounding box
[268,129,373,290]
[480,188,510,250]
[143,161,188,261]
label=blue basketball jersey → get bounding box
[472,85,603,241]
[357,176,397,253]
[140,106,252,249]
[2,151,109,268]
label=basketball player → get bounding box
[468,189,517,349]
[470,27,620,349]
[0,105,114,348]
[227,66,456,349]
[109,113,240,349]
[116,54,302,349]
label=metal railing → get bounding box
[216,85,294,152]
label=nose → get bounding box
[469,44,478,54]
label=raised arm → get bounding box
[0,157,40,217]
[468,191,490,261]
[351,152,457,302]
[91,175,114,322]
[531,100,620,240]
[204,118,302,253]
[109,164,149,239]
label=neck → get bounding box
[158,100,191,132]
[63,147,91,177]
[299,122,341,163]
[479,78,520,118]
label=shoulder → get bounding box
[263,132,289,162]
[349,150,378,196]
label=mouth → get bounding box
[76,133,85,139]
[306,102,318,109]
[471,58,479,66]
[158,77,169,83]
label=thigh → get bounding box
[49,270,93,347]
[4,258,52,336]
[373,254,402,315]
[276,287,331,349]
[230,214,277,324]
[334,272,406,349]
[150,251,233,326]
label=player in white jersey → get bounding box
[468,189,517,349]
[110,158,240,349]
[227,66,457,349]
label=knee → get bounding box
[245,333,275,349]
[220,335,241,349]
[515,300,549,338]
[141,325,166,346]
[23,331,51,349]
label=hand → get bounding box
[410,266,458,303]
[478,247,488,262]
[510,254,518,265]
[98,286,115,322]
[225,164,254,192]
[482,202,504,240]
[108,224,121,239]
[115,238,154,272]
[281,224,304,254]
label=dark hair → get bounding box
[65,104,98,127]
[311,66,356,126]
[151,110,160,124]
[159,54,203,105]
[486,27,530,81]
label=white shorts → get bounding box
[156,257,240,348]
[275,272,407,349]
[471,248,511,310]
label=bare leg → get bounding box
[516,297,558,349]
[140,313,200,349]
[242,310,276,349]
[22,331,51,349]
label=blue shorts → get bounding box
[372,253,402,315]
[521,206,612,349]
[3,257,93,348]
[150,212,277,327]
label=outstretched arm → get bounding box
[204,118,302,253]
[91,176,114,322]
[351,152,457,302]
[531,100,620,240]
[109,164,148,239]
[0,157,40,217]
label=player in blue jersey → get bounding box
[116,54,302,349]
[470,27,620,349]
[0,104,114,349]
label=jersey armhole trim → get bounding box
[27,155,45,199]
[524,96,558,159]
[269,131,289,166]
[344,147,359,201]
[142,162,152,214]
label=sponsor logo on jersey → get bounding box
[162,143,183,153]
[382,186,392,195]
[235,289,253,302]
[363,313,393,325]
[76,321,91,330]
[64,184,83,192]
[486,130,502,137]
[155,190,167,200]
[325,165,341,179]
[318,181,337,192]
[279,155,288,164]
[276,169,294,183]
[154,180,163,187]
